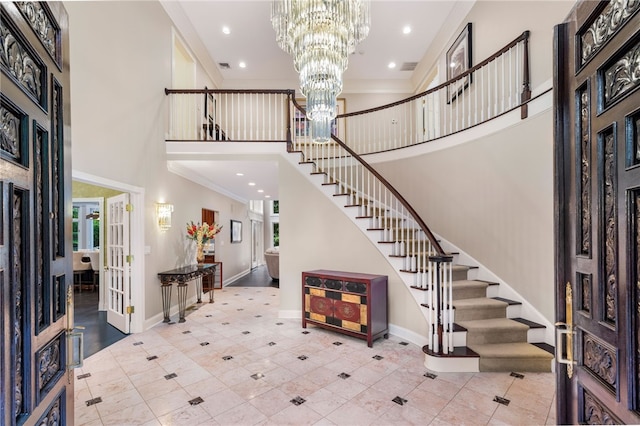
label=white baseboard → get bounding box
[388,324,429,347]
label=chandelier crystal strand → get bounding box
[272,0,370,143]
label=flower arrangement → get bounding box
[186,221,222,244]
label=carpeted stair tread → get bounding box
[451,280,489,300]
[456,318,529,331]
[456,318,529,345]
[453,297,508,321]
[453,297,508,309]
[470,342,554,359]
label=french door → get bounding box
[554,1,640,423]
[0,3,73,424]
[106,193,131,333]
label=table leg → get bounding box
[196,276,202,303]
[161,282,172,323]
[177,282,188,323]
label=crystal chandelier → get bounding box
[272,0,370,143]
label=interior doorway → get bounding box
[72,170,146,342]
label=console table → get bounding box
[157,264,216,323]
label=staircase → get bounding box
[286,144,554,373]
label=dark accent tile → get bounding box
[494,396,510,406]
[338,372,351,379]
[133,341,143,346]
[205,315,212,318]
[399,342,409,346]
[223,356,233,361]
[237,309,244,311]
[372,355,384,360]
[234,294,240,296]
[222,322,230,325]
[77,373,91,380]
[302,331,310,335]
[222,303,228,305]
[268,342,277,346]
[255,315,262,318]
[85,397,102,406]
[249,298,254,300]
[276,322,283,325]
[510,372,525,379]
[165,373,177,380]
[189,397,204,406]
[146,355,158,361]
[298,355,308,361]
[333,342,343,346]
[200,342,210,346]
[424,372,437,379]
[290,396,306,406]
[264,303,271,305]
[392,396,408,406]
[242,331,251,335]
[251,373,265,380]
[182,331,191,334]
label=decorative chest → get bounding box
[302,270,388,347]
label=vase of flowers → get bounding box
[186,221,222,263]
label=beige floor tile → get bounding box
[75,286,556,426]
[249,387,297,417]
[434,399,491,425]
[214,401,268,425]
[305,388,348,417]
[156,404,214,426]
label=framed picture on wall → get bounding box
[231,219,242,243]
[446,23,472,103]
[293,98,346,142]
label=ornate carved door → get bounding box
[0,2,73,424]
[554,1,640,423]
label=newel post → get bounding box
[521,30,531,119]
[429,254,453,353]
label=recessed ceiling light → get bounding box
[222,26,231,35]
[403,26,411,35]
[236,172,244,176]
[388,62,396,69]
[248,182,256,186]
[239,61,246,69]
[257,189,264,193]
[265,195,271,198]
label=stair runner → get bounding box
[292,151,554,373]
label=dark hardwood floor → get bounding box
[228,265,278,287]
[74,289,127,359]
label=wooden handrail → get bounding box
[338,31,530,119]
[164,88,295,95]
[291,99,449,258]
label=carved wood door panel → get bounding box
[0,3,72,424]
[554,1,640,423]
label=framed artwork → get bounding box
[231,219,242,243]
[446,23,472,103]
[293,98,345,142]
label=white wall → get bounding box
[66,1,251,323]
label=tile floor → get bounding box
[74,286,557,425]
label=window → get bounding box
[73,202,100,250]
[272,200,279,215]
[273,223,279,247]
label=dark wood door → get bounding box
[202,208,215,262]
[554,1,640,423]
[0,3,73,424]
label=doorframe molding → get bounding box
[72,170,146,333]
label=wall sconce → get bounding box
[156,203,173,231]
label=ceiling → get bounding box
[162,0,468,202]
